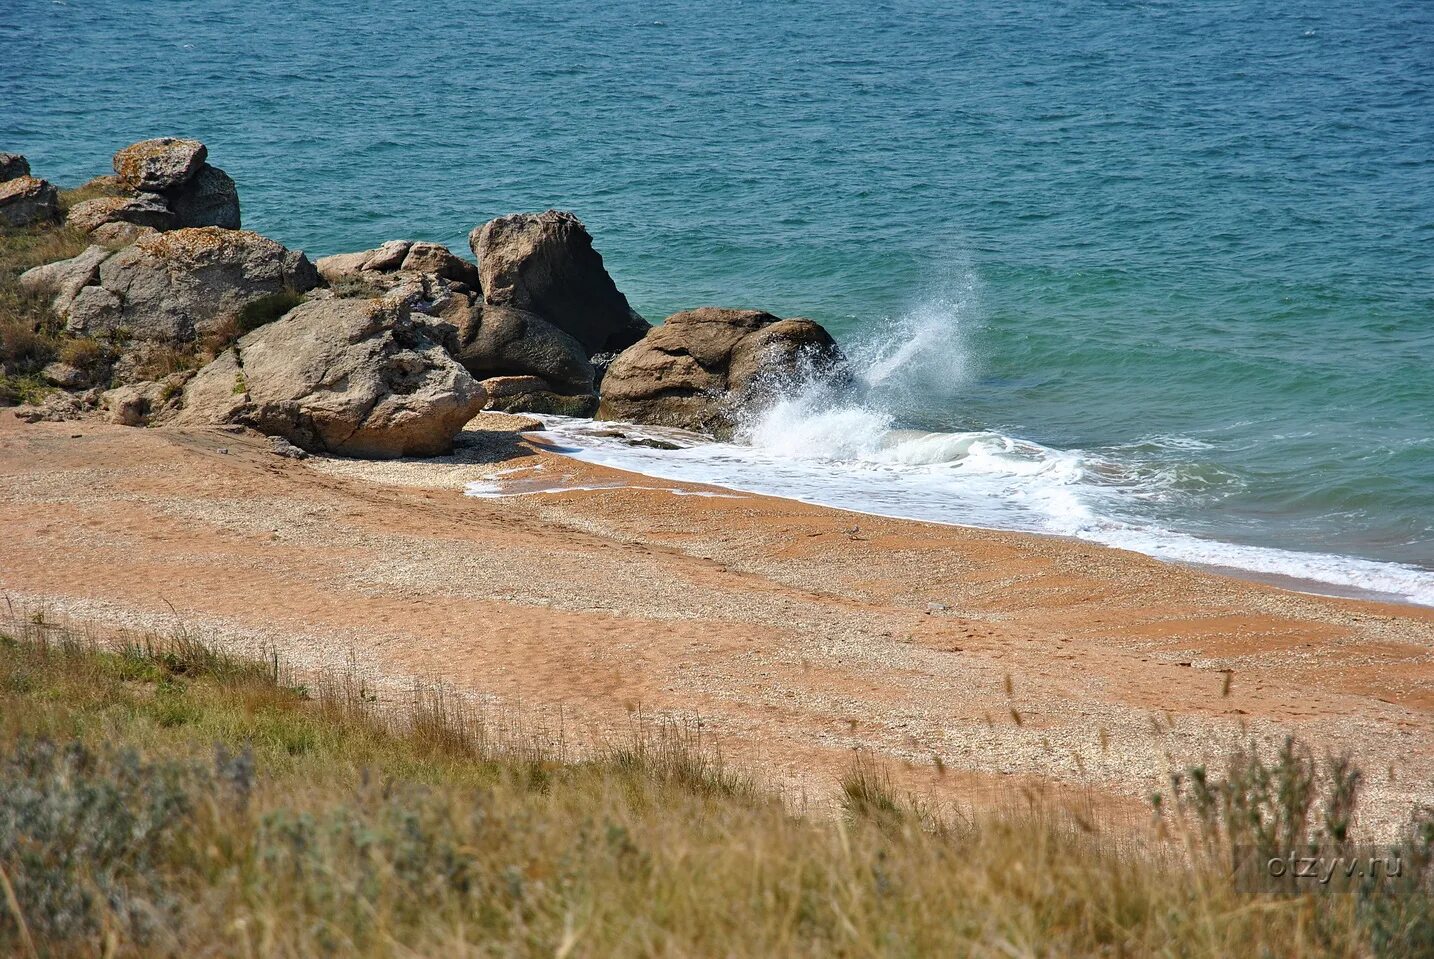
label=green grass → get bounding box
[1,609,1431,957]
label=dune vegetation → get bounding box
[1,609,1431,957]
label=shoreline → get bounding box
[515,419,1434,612]
[5,409,1434,837]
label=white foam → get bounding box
[481,286,1434,608]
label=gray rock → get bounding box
[454,303,595,395]
[316,239,480,289]
[42,362,89,390]
[19,245,115,313]
[269,435,310,460]
[0,153,30,182]
[89,222,160,246]
[598,307,847,435]
[66,194,175,234]
[478,374,597,417]
[167,164,241,229]
[112,137,206,192]
[60,227,320,343]
[177,297,486,459]
[469,210,648,355]
[0,176,60,227]
[13,389,102,423]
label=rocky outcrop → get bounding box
[316,239,481,292]
[0,154,29,182]
[177,297,486,458]
[66,194,175,234]
[469,210,648,355]
[167,164,240,230]
[113,138,207,192]
[453,303,594,396]
[102,375,189,427]
[0,176,60,227]
[105,138,240,231]
[29,228,319,343]
[598,307,846,435]
[478,375,597,417]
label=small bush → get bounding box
[235,288,305,336]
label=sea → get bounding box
[5,0,1433,604]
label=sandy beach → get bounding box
[4,409,1433,835]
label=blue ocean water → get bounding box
[5,1,1433,599]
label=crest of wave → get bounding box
[735,270,982,463]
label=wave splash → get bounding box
[513,287,1434,607]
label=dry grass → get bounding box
[0,608,1430,957]
[0,185,122,403]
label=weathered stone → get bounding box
[66,194,175,234]
[19,245,115,314]
[269,435,310,459]
[167,164,241,229]
[469,210,648,355]
[112,137,206,192]
[0,176,60,227]
[12,389,102,423]
[101,376,187,427]
[454,303,595,396]
[598,307,847,435]
[477,374,597,417]
[89,222,160,246]
[317,240,480,288]
[0,154,30,182]
[41,362,89,390]
[61,227,320,342]
[177,298,486,458]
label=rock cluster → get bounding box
[178,297,486,458]
[63,138,241,244]
[6,137,849,458]
[21,227,320,343]
[0,175,60,228]
[599,308,846,435]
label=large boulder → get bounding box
[0,176,60,227]
[167,164,240,229]
[469,210,648,355]
[112,137,207,192]
[50,227,319,342]
[66,194,175,235]
[453,303,594,396]
[0,154,29,182]
[177,298,486,458]
[598,307,846,435]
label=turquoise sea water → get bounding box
[5,1,1433,599]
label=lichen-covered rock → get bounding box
[167,164,240,229]
[0,176,60,227]
[469,210,648,355]
[598,307,846,435]
[66,194,175,234]
[177,298,486,458]
[0,154,30,182]
[112,138,207,192]
[478,375,597,417]
[58,227,319,342]
[454,303,594,396]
